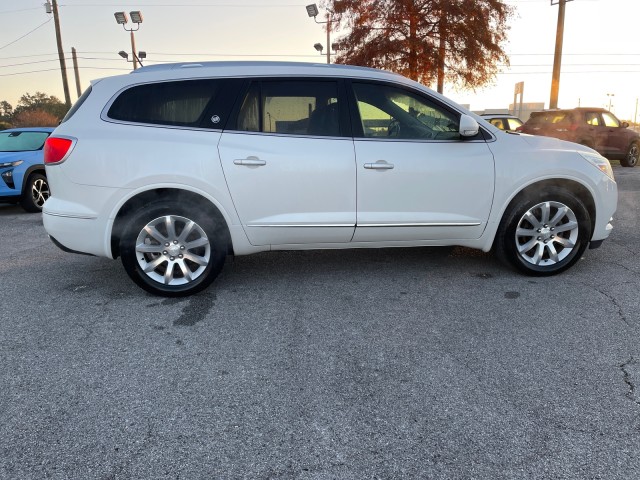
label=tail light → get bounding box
[44,137,75,165]
[515,126,523,132]
[567,124,579,131]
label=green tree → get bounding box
[323,0,513,93]
[13,92,68,122]
[0,101,13,128]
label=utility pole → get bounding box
[549,0,573,109]
[49,0,71,107]
[71,47,81,98]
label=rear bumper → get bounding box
[48,235,96,256]
[42,200,109,257]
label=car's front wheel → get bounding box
[120,201,228,296]
[495,187,591,275]
[621,141,639,167]
[20,172,50,213]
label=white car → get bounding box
[42,62,617,296]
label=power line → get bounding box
[0,18,53,51]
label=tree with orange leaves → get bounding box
[322,0,513,93]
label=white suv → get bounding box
[43,61,617,296]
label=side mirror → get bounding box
[459,114,479,137]
[622,121,629,128]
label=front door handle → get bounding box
[364,161,394,170]
[234,157,266,166]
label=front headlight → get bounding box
[578,151,614,180]
[0,160,23,169]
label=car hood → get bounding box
[518,133,597,155]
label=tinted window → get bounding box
[527,112,569,126]
[107,80,220,127]
[585,112,600,126]
[0,131,50,152]
[235,80,341,137]
[353,83,459,140]
[61,85,92,123]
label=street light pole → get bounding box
[326,13,331,65]
[607,93,614,112]
[130,30,139,70]
[306,3,340,64]
[549,0,573,109]
[114,11,143,70]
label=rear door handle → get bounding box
[233,158,266,166]
[364,161,394,170]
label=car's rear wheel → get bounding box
[495,187,591,275]
[20,172,49,213]
[120,201,228,296]
[621,141,638,167]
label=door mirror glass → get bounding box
[459,114,479,137]
[622,121,629,128]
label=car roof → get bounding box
[132,60,395,77]
[531,107,608,115]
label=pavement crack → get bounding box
[582,283,631,327]
[619,357,640,406]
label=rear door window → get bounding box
[232,80,346,137]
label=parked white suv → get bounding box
[43,61,617,296]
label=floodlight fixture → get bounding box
[313,43,323,53]
[129,11,143,24]
[138,51,147,59]
[306,4,319,17]
[114,11,128,25]
[331,42,339,52]
[118,51,128,59]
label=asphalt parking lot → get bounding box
[1,165,639,479]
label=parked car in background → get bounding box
[42,62,617,296]
[518,108,639,167]
[481,114,524,132]
[0,127,53,212]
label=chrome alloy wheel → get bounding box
[135,215,211,286]
[32,177,50,207]
[515,201,579,266]
[628,143,639,167]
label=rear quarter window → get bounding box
[60,85,92,123]
[107,79,221,127]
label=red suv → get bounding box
[518,108,639,167]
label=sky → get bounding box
[1,0,639,121]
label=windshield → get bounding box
[0,131,50,152]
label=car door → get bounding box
[598,111,628,157]
[218,79,356,246]
[348,81,495,242]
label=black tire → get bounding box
[20,172,49,213]
[494,187,591,276]
[621,141,638,167]
[119,200,228,296]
